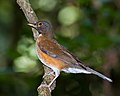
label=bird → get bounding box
[28,20,112,88]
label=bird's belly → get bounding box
[36,47,67,70]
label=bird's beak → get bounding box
[28,23,37,29]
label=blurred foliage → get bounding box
[0,0,120,96]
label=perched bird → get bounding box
[28,21,112,87]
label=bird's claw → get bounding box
[37,83,51,92]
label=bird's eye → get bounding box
[38,22,43,26]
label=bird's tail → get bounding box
[85,67,112,82]
[63,61,112,82]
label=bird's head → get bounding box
[28,21,53,38]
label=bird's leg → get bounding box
[48,69,60,88]
[38,70,56,92]
[48,75,58,88]
[39,75,57,92]
[39,71,59,92]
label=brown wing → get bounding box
[37,36,79,66]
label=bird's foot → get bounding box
[37,83,51,92]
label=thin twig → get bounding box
[16,0,56,96]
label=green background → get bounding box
[0,0,120,96]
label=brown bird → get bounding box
[28,21,112,87]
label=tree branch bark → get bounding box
[16,0,56,96]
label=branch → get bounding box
[16,0,56,96]
[17,0,38,40]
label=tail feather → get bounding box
[86,67,112,82]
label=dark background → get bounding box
[0,0,120,96]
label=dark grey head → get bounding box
[28,20,53,38]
